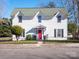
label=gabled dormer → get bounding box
[37,11,43,23]
[37,15,42,23]
[18,11,23,23]
[56,12,64,23]
[11,8,68,23]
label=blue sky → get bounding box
[4,0,64,18]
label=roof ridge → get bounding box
[15,7,65,9]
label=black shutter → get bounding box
[54,29,56,37]
[62,29,64,37]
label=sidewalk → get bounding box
[0,43,79,49]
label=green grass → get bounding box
[0,37,12,40]
[0,37,79,44]
[1,40,79,44]
[0,40,37,44]
[0,37,37,44]
[44,40,79,43]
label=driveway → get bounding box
[0,43,79,59]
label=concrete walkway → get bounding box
[0,43,79,49]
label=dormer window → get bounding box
[57,15,61,23]
[38,15,42,23]
[18,16,22,23]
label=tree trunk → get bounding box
[16,35,19,41]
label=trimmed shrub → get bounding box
[26,34,37,40]
[26,34,32,40]
[32,35,37,40]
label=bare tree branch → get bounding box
[39,1,55,8]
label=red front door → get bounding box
[38,30,42,41]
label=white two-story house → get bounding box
[11,8,68,40]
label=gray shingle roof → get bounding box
[11,8,68,19]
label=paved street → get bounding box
[0,44,79,59]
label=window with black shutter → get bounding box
[57,29,61,37]
[57,15,61,23]
[38,15,42,23]
[57,29,64,37]
[18,16,22,23]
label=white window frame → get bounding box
[54,29,64,38]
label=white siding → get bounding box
[12,11,68,40]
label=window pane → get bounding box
[57,29,61,37]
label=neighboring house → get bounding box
[0,18,9,25]
[11,8,68,40]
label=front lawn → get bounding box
[0,37,12,42]
[0,40,37,44]
[0,37,79,44]
[1,40,79,44]
[44,40,79,43]
[0,37,37,44]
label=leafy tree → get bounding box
[68,23,77,36]
[0,19,6,25]
[2,18,12,26]
[0,25,12,37]
[0,18,11,26]
[0,18,12,37]
[11,25,23,41]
